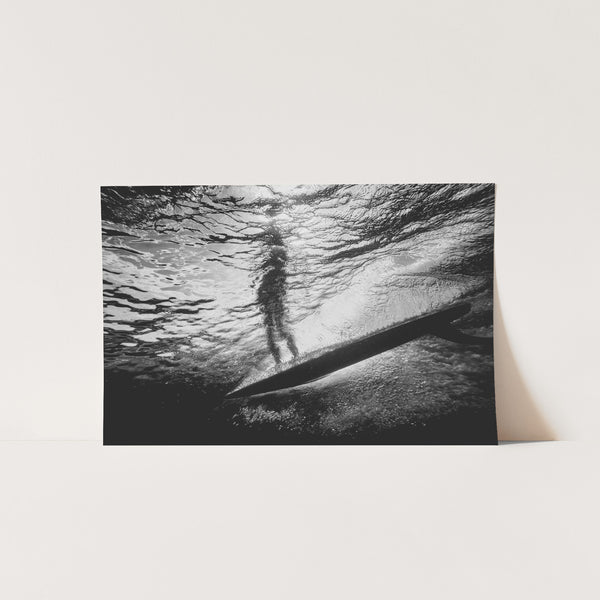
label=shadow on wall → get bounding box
[494,282,556,441]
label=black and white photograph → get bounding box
[102,184,496,444]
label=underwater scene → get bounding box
[102,184,496,444]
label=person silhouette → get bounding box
[256,217,299,364]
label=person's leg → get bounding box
[284,330,299,359]
[264,315,281,363]
[276,315,298,359]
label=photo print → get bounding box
[102,184,496,444]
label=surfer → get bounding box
[257,217,299,364]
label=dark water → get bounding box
[102,184,495,444]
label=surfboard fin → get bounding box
[430,323,493,350]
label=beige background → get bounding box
[1,1,598,598]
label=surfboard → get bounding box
[226,301,492,399]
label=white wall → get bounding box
[3,0,597,442]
